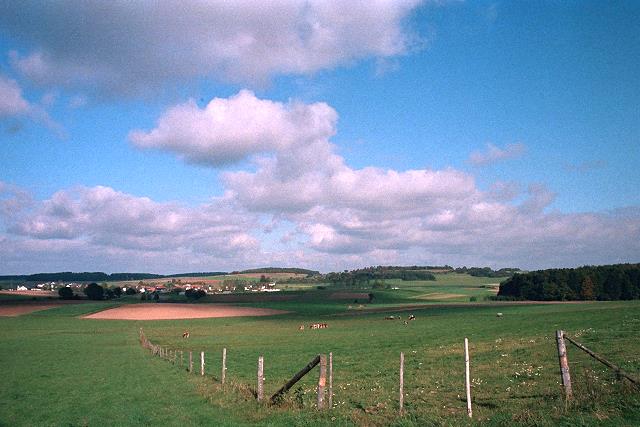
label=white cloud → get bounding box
[0,73,65,137]
[468,142,526,166]
[0,75,30,116]
[2,89,639,273]
[1,185,261,271]
[3,1,422,93]
[129,90,337,166]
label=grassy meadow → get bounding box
[1,274,639,426]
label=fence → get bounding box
[139,328,637,419]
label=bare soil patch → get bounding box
[0,304,60,316]
[329,292,370,300]
[415,292,467,300]
[83,303,289,320]
[232,272,308,280]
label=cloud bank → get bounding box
[2,91,639,273]
[2,1,421,93]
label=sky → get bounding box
[0,1,638,274]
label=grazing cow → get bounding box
[385,316,398,320]
[408,315,416,321]
[182,331,190,338]
[496,313,503,317]
[403,320,408,325]
[298,324,305,331]
[309,323,328,329]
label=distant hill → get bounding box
[162,272,227,278]
[0,271,226,283]
[231,267,320,276]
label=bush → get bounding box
[125,287,137,295]
[84,283,104,300]
[58,287,74,300]
[113,287,122,297]
[185,288,206,300]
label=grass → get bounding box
[1,276,639,426]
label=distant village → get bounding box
[8,278,282,295]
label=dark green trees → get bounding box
[498,264,640,301]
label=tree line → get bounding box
[497,263,640,301]
[325,266,437,287]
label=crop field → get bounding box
[1,276,639,426]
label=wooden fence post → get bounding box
[189,351,193,373]
[257,356,264,402]
[564,333,640,386]
[317,354,327,410]
[464,337,472,418]
[222,348,227,385]
[180,350,183,367]
[201,351,205,376]
[328,352,333,409]
[399,352,405,415]
[556,330,573,399]
[270,355,321,403]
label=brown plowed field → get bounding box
[83,303,288,320]
[0,304,60,316]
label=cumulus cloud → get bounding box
[129,90,337,166]
[2,1,422,93]
[126,91,640,270]
[3,89,639,272]
[468,142,526,166]
[0,185,262,273]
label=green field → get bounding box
[1,277,639,426]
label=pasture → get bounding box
[1,277,639,426]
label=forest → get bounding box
[497,263,640,301]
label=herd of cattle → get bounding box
[298,315,418,331]
[182,315,421,337]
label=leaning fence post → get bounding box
[399,352,405,415]
[556,330,573,399]
[317,354,327,410]
[328,352,333,409]
[189,351,193,373]
[257,356,264,402]
[464,337,472,418]
[222,348,227,385]
[201,351,205,376]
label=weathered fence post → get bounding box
[189,351,193,373]
[180,350,183,367]
[317,354,327,410]
[399,352,405,415]
[564,333,640,386]
[556,330,573,399]
[200,351,205,376]
[328,352,333,409]
[270,355,321,403]
[222,348,227,385]
[464,337,472,418]
[257,356,264,402]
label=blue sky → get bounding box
[0,1,638,274]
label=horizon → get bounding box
[1,1,639,274]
